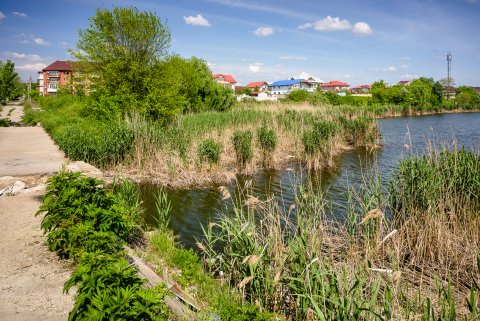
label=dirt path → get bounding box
[0,102,74,320]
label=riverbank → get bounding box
[25,96,480,188]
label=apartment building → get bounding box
[38,60,75,96]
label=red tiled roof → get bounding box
[322,80,350,87]
[246,81,268,88]
[352,85,371,89]
[43,60,75,72]
[213,74,237,84]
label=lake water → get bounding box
[139,112,480,249]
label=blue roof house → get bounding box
[268,79,313,95]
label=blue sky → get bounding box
[1,0,479,86]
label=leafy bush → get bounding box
[257,126,277,153]
[302,130,320,156]
[232,130,253,167]
[198,138,221,164]
[0,118,8,127]
[288,89,309,102]
[38,171,168,320]
[307,91,329,106]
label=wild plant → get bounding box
[198,138,221,165]
[257,126,277,167]
[232,130,253,168]
[154,188,172,230]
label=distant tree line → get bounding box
[69,6,234,122]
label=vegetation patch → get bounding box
[37,172,169,320]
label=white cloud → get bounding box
[399,64,410,69]
[297,22,313,30]
[352,22,372,35]
[20,39,28,44]
[33,37,50,46]
[278,55,306,61]
[0,11,5,21]
[183,14,210,27]
[248,62,263,73]
[382,66,398,72]
[13,11,27,17]
[312,16,351,31]
[254,26,274,37]
[15,63,47,72]
[5,51,43,61]
[400,73,418,80]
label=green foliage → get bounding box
[198,138,222,164]
[0,60,24,101]
[288,89,309,102]
[71,6,171,119]
[389,148,480,219]
[307,91,329,106]
[38,172,167,320]
[155,188,172,230]
[257,126,277,154]
[232,130,253,167]
[456,86,480,107]
[0,118,8,127]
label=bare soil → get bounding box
[0,177,74,321]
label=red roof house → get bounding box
[321,80,350,91]
[213,74,237,90]
[38,60,76,96]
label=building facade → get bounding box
[268,79,313,95]
[38,60,75,96]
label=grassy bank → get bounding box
[26,96,380,187]
[189,147,480,320]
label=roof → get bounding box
[246,81,268,88]
[398,80,411,85]
[213,74,237,84]
[352,85,371,89]
[268,79,304,87]
[43,60,75,72]
[322,80,350,87]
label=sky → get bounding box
[0,0,479,86]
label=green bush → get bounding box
[288,89,309,102]
[302,130,320,155]
[307,91,329,106]
[257,126,277,153]
[0,118,8,127]
[198,138,221,164]
[232,130,253,167]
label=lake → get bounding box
[139,112,480,249]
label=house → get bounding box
[398,80,412,86]
[213,74,237,91]
[321,80,350,92]
[351,85,371,94]
[246,81,269,92]
[268,79,313,95]
[38,60,75,96]
[292,72,324,92]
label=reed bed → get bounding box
[194,147,480,320]
[116,105,380,187]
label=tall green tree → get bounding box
[407,78,433,108]
[0,60,23,101]
[71,6,171,118]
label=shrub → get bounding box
[232,130,253,167]
[257,126,277,168]
[302,130,320,155]
[198,138,221,164]
[307,91,329,106]
[313,120,337,140]
[288,89,309,102]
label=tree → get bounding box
[0,60,23,101]
[71,6,171,118]
[456,86,480,105]
[407,78,432,108]
[371,80,389,104]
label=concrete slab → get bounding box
[1,103,24,123]
[0,127,67,176]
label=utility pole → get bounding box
[446,51,452,99]
[27,76,32,103]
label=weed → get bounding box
[232,130,253,167]
[198,138,221,165]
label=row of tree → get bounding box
[0,60,24,103]
[70,7,235,122]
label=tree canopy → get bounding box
[0,60,23,102]
[71,6,234,121]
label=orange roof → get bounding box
[246,81,268,88]
[322,80,350,87]
[213,74,237,84]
